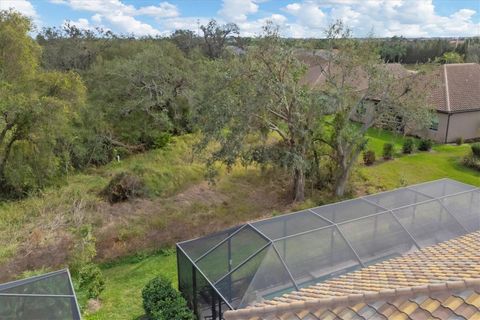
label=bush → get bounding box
[455,137,464,146]
[402,138,415,154]
[102,172,146,203]
[463,153,480,171]
[78,263,105,299]
[472,143,480,158]
[363,150,376,166]
[382,143,394,160]
[418,139,433,151]
[142,276,194,320]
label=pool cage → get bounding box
[0,269,81,320]
[176,178,480,320]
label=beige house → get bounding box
[301,53,480,143]
[426,63,480,143]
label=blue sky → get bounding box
[2,0,480,38]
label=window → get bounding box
[430,115,439,131]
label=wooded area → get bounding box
[2,10,476,202]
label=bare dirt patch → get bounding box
[94,175,288,261]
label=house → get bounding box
[427,63,480,143]
[301,53,480,143]
[224,230,480,319]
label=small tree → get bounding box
[363,150,376,166]
[383,143,394,160]
[142,276,194,320]
[418,139,433,151]
[170,29,199,55]
[402,138,415,154]
[472,143,480,158]
[435,51,464,64]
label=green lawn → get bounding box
[365,127,413,156]
[83,251,177,320]
[359,143,480,192]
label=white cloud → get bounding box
[219,0,259,23]
[52,0,179,36]
[45,0,480,38]
[65,18,91,30]
[281,0,480,37]
[283,1,326,29]
[0,0,38,18]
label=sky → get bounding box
[1,0,480,38]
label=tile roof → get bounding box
[224,231,480,320]
[429,63,480,113]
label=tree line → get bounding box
[1,10,433,201]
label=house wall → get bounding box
[446,111,480,142]
[426,112,449,143]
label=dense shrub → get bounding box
[472,143,480,158]
[402,138,415,154]
[363,150,376,166]
[78,263,105,299]
[383,143,394,160]
[463,154,480,171]
[455,137,464,146]
[418,139,433,151]
[142,276,194,320]
[102,172,146,203]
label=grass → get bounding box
[83,251,177,320]
[359,143,480,193]
[0,134,203,267]
[364,127,413,157]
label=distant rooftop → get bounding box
[429,63,480,113]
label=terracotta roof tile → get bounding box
[428,63,480,113]
[224,232,480,320]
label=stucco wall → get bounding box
[426,112,449,143]
[446,111,480,143]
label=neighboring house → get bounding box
[301,55,480,143]
[427,63,480,143]
[224,230,480,320]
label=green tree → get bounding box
[86,42,193,151]
[170,29,199,55]
[201,19,239,59]
[435,51,464,64]
[0,10,85,196]
[379,36,407,62]
[316,22,433,196]
[36,22,114,72]
[196,23,325,201]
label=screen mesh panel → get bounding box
[392,200,466,247]
[310,198,384,223]
[177,179,479,313]
[251,210,331,240]
[338,212,417,264]
[0,270,81,320]
[196,225,269,283]
[441,190,480,232]
[363,188,431,209]
[274,226,361,287]
[409,179,476,198]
